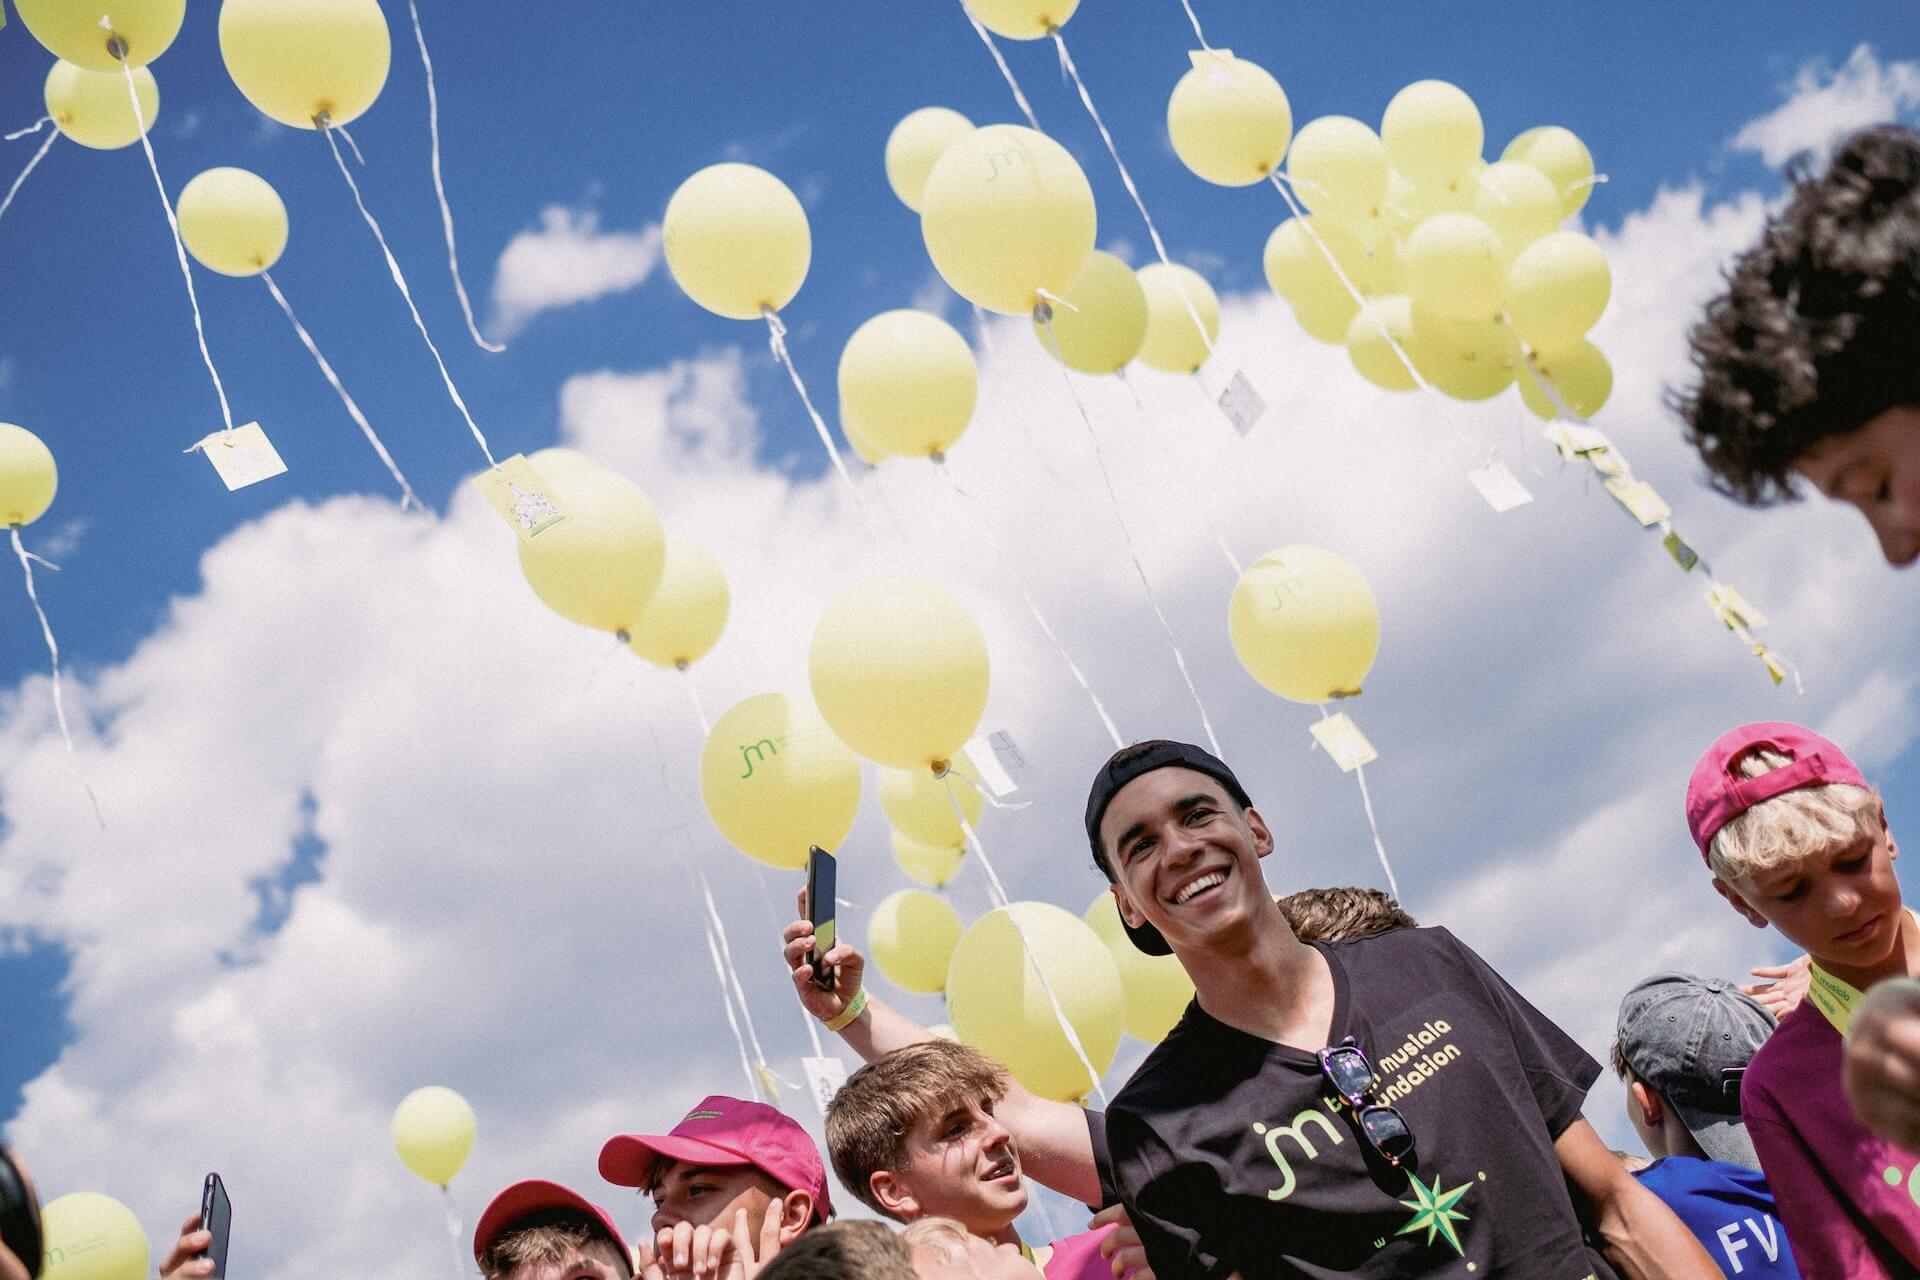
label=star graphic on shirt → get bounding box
[1395,1171,1473,1256]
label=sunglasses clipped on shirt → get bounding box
[1318,1037,1417,1168]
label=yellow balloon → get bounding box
[839,311,978,459]
[891,829,965,888]
[17,0,182,70]
[808,576,990,772]
[1262,217,1367,314]
[1085,892,1194,1043]
[1344,296,1419,391]
[39,1193,148,1280]
[1472,161,1562,267]
[965,0,1079,39]
[1228,546,1381,704]
[391,1085,476,1187]
[1166,51,1292,187]
[1403,212,1506,321]
[1359,234,1407,297]
[1518,340,1613,420]
[176,167,288,277]
[1290,289,1360,344]
[1287,116,1387,222]
[1504,230,1611,354]
[1502,125,1596,218]
[946,901,1123,1102]
[626,536,729,669]
[0,423,58,527]
[1408,306,1517,401]
[879,754,982,849]
[1135,263,1220,374]
[219,0,390,130]
[1032,250,1147,374]
[841,415,892,466]
[45,62,157,150]
[1381,80,1483,188]
[700,692,862,870]
[516,448,666,636]
[663,163,811,320]
[921,125,1096,316]
[885,107,974,213]
[869,889,965,995]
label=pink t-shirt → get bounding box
[1043,1225,1119,1280]
[1742,1002,1920,1276]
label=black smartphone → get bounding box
[803,845,837,991]
[198,1173,231,1279]
[0,1147,42,1280]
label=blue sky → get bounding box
[2,2,1919,1271]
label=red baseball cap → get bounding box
[472,1179,628,1268]
[1686,721,1868,856]
[599,1096,832,1220]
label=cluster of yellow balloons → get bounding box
[393,1084,477,1188]
[37,1191,149,1280]
[879,754,980,888]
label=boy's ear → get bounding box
[1712,878,1771,929]
[1882,801,1898,862]
[869,1170,920,1222]
[1112,882,1148,931]
[1628,1079,1664,1130]
[1244,804,1275,859]
[777,1190,814,1244]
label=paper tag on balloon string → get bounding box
[192,422,287,490]
[1544,421,1621,473]
[1707,584,1768,631]
[963,732,1027,799]
[1663,530,1700,572]
[1758,648,1788,687]
[1309,713,1378,773]
[1218,371,1267,437]
[801,1055,850,1117]
[472,453,567,542]
[1468,458,1534,513]
[1604,478,1672,526]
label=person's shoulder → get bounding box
[1330,924,1478,974]
[1110,1004,1223,1117]
[1748,1001,1829,1085]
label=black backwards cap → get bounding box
[1084,740,1253,956]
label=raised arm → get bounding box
[1555,1119,1719,1279]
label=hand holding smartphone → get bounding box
[198,1174,230,1279]
[803,846,837,992]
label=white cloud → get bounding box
[1731,44,1920,166]
[488,206,663,338]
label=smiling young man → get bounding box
[1089,739,1717,1280]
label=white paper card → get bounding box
[1468,459,1534,513]
[1218,371,1267,437]
[1310,713,1379,773]
[472,453,568,543]
[962,734,1020,799]
[195,422,286,491]
[801,1055,850,1117]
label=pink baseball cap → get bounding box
[599,1095,832,1220]
[1686,721,1867,856]
[473,1179,628,1268]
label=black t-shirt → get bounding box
[1107,927,1610,1280]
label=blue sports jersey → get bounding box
[1634,1155,1798,1278]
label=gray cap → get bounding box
[1616,973,1777,1170]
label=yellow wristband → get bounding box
[824,988,869,1033]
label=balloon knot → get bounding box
[1032,300,1054,325]
[931,759,950,778]
[313,110,333,130]
[674,659,690,672]
[929,449,946,465]
[615,629,631,645]
[105,34,129,61]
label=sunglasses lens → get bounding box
[1323,1048,1374,1101]
[1360,1106,1415,1165]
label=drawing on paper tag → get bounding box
[1467,459,1534,513]
[963,731,1029,799]
[1662,531,1700,572]
[1707,584,1768,631]
[194,422,287,491]
[1310,713,1378,773]
[1603,478,1672,526]
[802,1056,850,1117]
[1218,370,1267,437]
[473,453,567,542]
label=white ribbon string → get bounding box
[0,128,56,224]
[959,6,1041,130]
[761,308,883,541]
[1317,704,1400,902]
[943,776,1111,1106]
[440,1187,467,1280]
[747,861,829,1059]
[1051,31,1216,363]
[681,670,712,738]
[261,271,420,508]
[408,1,505,353]
[117,56,236,435]
[321,124,500,467]
[11,527,73,753]
[1177,0,1216,50]
[1115,368,1243,577]
[5,116,52,141]
[704,915,763,1101]
[1037,308,1225,757]
[970,302,996,354]
[335,123,367,167]
[697,865,782,1095]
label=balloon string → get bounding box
[1051,31,1216,363]
[408,0,505,353]
[703,911,765,1102]
[440,1186,467,1280]
[746,861,829,1059]
[1036,308,1225,758]
[0,128,56,224]
[335,123,367,167]
[697,864,787,1097]
[761,308,884,543]
[939,758,1033,813]
[118,58,237,436]
[1176,0,1216,50]
[959,6,1041,131]
[322,124,500,468]
[970,303,996,354]
[930,460,1124,749]
[1115,368,1243,578]
[942,776,1111,1107]
[10,528,104,828]
[4,116,52,141]
[261,271,420,509]
[1315,704,1400,902]
[681,669,712,738]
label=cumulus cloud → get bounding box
[488,205,663,338]
[1731,44,1920,166]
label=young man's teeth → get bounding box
[1176,872,1225,903]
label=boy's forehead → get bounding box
[1101,766,1230,838]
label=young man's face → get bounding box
[646,1160,785,1237]
[1791,404,1920,567]
[1100,766,1275,955]
[1715,809,1904,972]
[879,1095,1025,1234]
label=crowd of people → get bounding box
[1,124,1917,1280]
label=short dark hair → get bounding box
[759,1220,914,1280]
[1675,124,1920,502]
